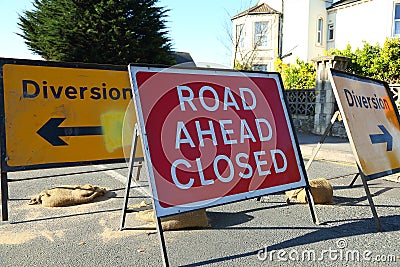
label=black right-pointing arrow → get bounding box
[369,125,393,151]
[37,118,103,146]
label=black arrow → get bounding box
[37,118,103,146]
[369,125,393,151]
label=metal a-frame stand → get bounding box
[119,123,141,231]
[119,123,170,267]
[305,111,382,231]
[119,122,319,266]
[304,111,341,171]
[357,167,382,231]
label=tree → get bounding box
[18,0,175,65]
[329,38,400,84]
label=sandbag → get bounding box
[28,184,107,207]
[136,208,209,231]
[285,178,333,204]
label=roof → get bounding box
[173,52,196,67]
[231,3,280,20]
[327,0,363,10]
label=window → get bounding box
[394,4,400,36]
[254,21,269,47]
[236,24,244,48]
[328,23,334,41]
[317,18,323,45]
[253,64,268,72]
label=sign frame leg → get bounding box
[119,124,139,231]
[305,110,341,171]
[155,216,170,267]
[122,122,170,266]
[358,166,382,231]
[1,171,8,221]
[348,173,360,187]
[304,185,319,225]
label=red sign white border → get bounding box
[129,65,308,217]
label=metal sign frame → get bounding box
[301,108,382,230]
[127,64,318,266]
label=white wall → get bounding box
[307,0,328,60]
[328,0,394,51]
[281,0,310,63]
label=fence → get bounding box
[390,84,400,110]
[284,89,316,132]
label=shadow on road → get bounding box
[182,214,400,266]
[296,133,349,145]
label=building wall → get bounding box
[327,0,394,51]
[281,0,310,63]
[280,0,328,63]
[307,0,328,60]
[270,0,398,62]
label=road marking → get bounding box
[94,165,151,197]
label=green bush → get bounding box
[233,60,253,71]
[275,58,316,89]
[329,38,400,84]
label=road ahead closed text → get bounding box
[172,85,288,190]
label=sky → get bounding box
[0,0,257,67]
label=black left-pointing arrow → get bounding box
[37,118,103,146]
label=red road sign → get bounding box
[129,66,308,217]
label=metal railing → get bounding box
[284,89,316,116]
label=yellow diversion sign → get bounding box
[0,59,141,171]
[329,69,400,179]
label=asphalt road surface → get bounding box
[0,159,399,266]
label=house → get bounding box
[231,2,281,71]
[232,0,400,71]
